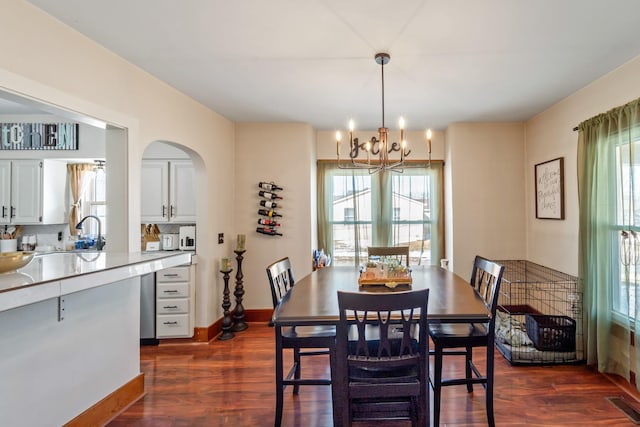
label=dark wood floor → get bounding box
[108,323,640,426]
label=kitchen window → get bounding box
[80,165,106,237]
[317,161,444,267]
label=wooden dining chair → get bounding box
[266,257,335,427]
[367,246,410,266]
[428,255,504,427]
[335,289,430,426]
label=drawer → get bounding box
[156,314,189,337]
[157,267,190,282]
[157,282,189,298]
[156,298,189,314]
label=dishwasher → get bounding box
[140,272,159,345]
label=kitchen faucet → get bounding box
[75,215,105,251]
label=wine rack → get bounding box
[256,181,283,236]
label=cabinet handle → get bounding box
[1,206,6,218]
[163,289,179,293]
[170,205,175,218]
[163,305,179,309]
[10,206,15,219]
[163,273,179,277]
[162,205,167,217]
[163,321,178,325]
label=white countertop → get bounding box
[0,251,193,312]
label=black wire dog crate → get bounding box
[493,260,584,365]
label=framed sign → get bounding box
[535,157,565,220]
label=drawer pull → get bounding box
[163,290,179,293]
[163,321,179,325]
[163,305,179,309]
[163,273,179,277]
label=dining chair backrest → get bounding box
[337,289,429,361]
[367,246,410,266]
[266,257,295,308]
[336,289,430,424]
[469,256,504,328]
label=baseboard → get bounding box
[63,373,144,427]
[193,309,273,342]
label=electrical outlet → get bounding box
[218,233,224,244]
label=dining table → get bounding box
[271,265,492,426]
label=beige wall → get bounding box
[525,55,640,276]
[235,122,316,309]
[446,123,527,276]
[0,0,235,328]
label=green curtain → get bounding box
[578,97,640,384]
[317,161,443,266]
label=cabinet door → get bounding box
[0,161,10,224]
[169,160,196,222]
[11,160,42,224]
[141,160,169,223]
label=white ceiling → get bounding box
[21,0,640,131]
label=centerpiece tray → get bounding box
[358,275,413,286]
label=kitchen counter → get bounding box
[0,250,192,426]
[0,250,192,313]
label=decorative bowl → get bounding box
[0,251,35,274]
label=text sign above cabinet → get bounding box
[0,123,79,150]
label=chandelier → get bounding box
[336,52,432,173]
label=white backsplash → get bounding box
[19,224,69,251]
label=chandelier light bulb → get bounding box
[399,117,405,129]
[426,129,432,140]
[336,131,342,142]
[349,120,355,131]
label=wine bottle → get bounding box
[258,190,282,200]
[260,200,278,209]
[258,182,283,191]
[258,209,282,217]
[257,218,281,226]
[256,227,283,236]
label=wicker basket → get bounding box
[525,314,576,352]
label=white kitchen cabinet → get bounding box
[141,160,195,223]
[155,264,195,338]
[0,159,66,224]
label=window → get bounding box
[344,207,355,222]
[318,162,443,267]
[80,166,106,237]
[577,98,640,375]
[613,138,640,320]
